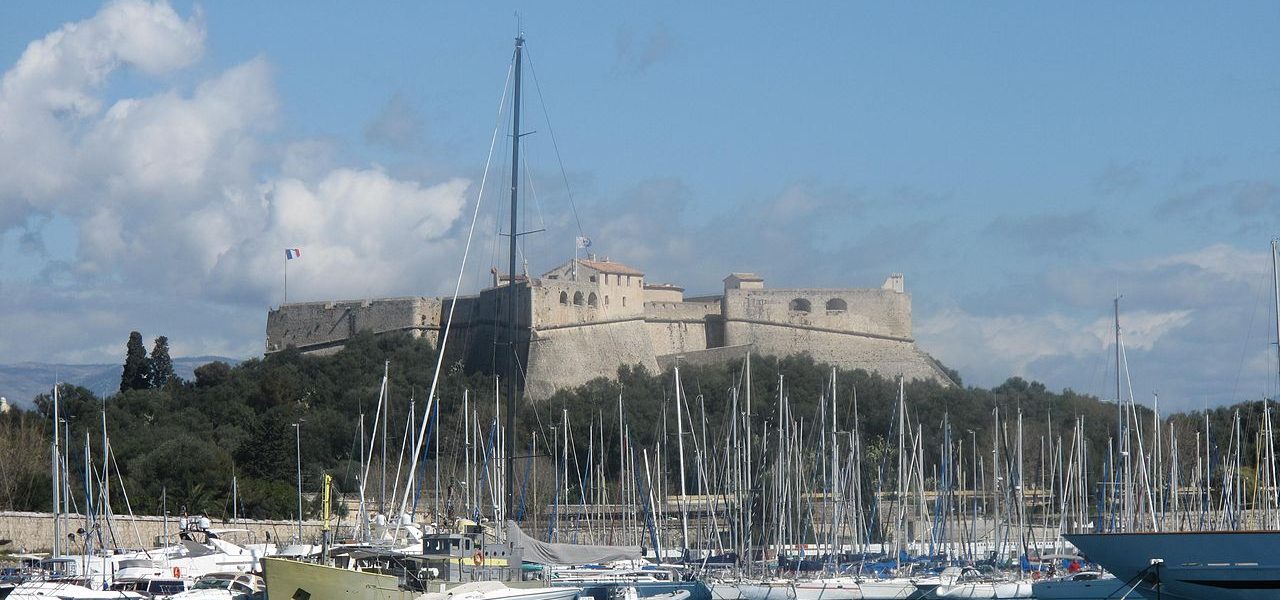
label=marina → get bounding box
[1,4,1279,600]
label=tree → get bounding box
[148,336,175,388]
[194,361,231,388]
[120,331,150,392]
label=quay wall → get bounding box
[0,512,332,554]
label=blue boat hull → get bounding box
[1065,531,1280,600]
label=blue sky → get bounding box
[1,1,1278,410]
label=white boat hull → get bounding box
[1031,574,1124,600]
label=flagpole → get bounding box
[284,252,288,305]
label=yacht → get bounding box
[1065,531,1280,600]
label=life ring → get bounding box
[472,551,484,566]
[172,566,181,578]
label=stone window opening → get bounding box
[605,295,610,306]
[589,275,597,283]
[789,298,812,313]
[588,292,598,307]
[826,298,848,312]
[573,291,584,306]
[622,296,627,307]
[559,291,569,305]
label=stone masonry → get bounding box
[265,259,953,399]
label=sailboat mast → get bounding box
[1272,239,1280,387]
[1114,296,1124,529]
[51,383,61,557]
[505,33,525,518]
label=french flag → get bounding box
[285,248,301,260]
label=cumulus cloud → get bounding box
[207,169,470,303]
[0,1,474,368]
[918,244,1278,409]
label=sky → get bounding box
[0,1,1278,411]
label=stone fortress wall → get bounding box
[265,259,953,399]
[266,297,441,355]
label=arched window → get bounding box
[826,298,848,312]
[559,291,569,305]
[789,298,812,313]
[573,291,584,306]
[588,292,598,307]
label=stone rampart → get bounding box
[533,278,643,329]
[524,319,659,400]
[723,320,948,383]
[722,288,911,340]
[266,297,441,354]
[263,263,950,398]
[440,286,530,379]
[656,344,752,371]
[643,300,721,356]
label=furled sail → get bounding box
[505,521,642,566]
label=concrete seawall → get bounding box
[0,511,333,554]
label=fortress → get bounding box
[265,257,953,399]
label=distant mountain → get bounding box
[0,356,242,409]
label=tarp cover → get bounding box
[506,521,642,566]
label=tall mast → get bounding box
[1114,296,1124,528]
[51,383,61,557]
[674,367,690,552]
[505,32,525,518]
[1272,239,1280,388]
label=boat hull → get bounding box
[1065,531,1280,600]
[263,557,421,600]
[565,581,708,600]
[1031,575,1124,600]
[931,581,1033,599]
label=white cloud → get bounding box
[0,1,475,366]
[1085,309,1193,352]
[1138,243,1270,284]
[0,0,204,214]
[207,168,470,303]
[917,244,1276,408]
[917,308,1102,378]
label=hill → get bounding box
[0,331,1134,523]
[0,356,240,408]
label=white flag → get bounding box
[575,236,592,249]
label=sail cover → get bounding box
[506,520,643,566]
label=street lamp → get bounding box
[293,420,305,542]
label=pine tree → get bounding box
[148,336,174,388]
[120,331,150,392]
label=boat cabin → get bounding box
[416,531,524,583]
[110,576,189,597]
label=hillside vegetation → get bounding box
[0,331,1172,523]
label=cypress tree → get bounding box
[120,331,150,392]
[148,336,174,388]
